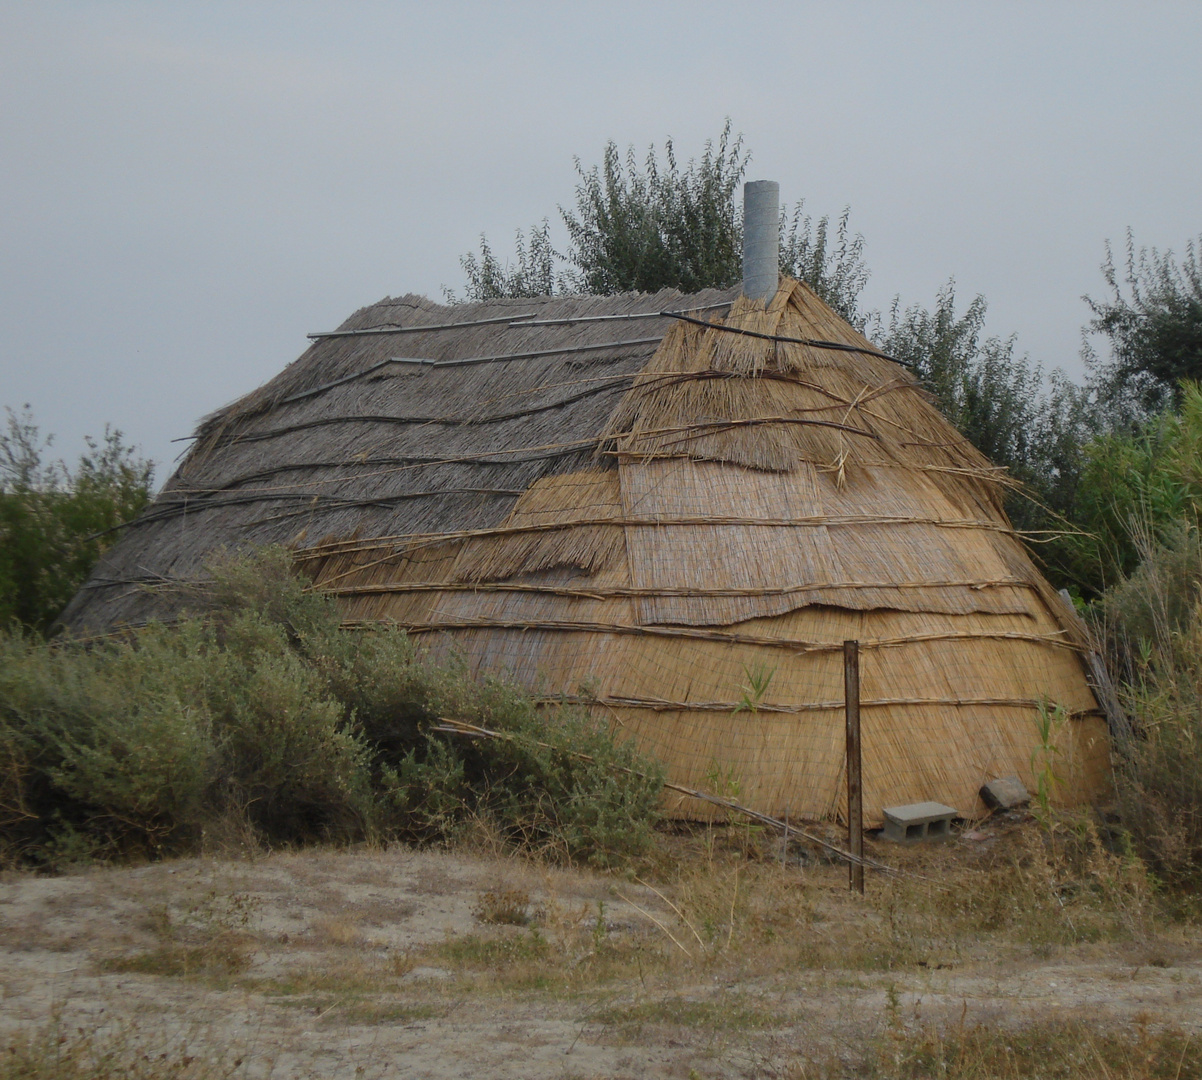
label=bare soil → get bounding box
[1,824,1199,1079]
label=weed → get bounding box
[734,663,775,715]
[0,1012,249,1080]
[838,1017,1201,1079]
[97,889,260,981]
[239,962,385,999]
[883,982,901,1032]
[1032,699,1068,821]
[98,942,249,980]
[310,917,364,947]
[1101,520,1202,891]
[437,929,550,970]
[472,885,534,926]
[595,996,778,1033]
[591,899,607,953]
[332,1000,442,1026]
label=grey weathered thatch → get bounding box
[63,287,734,631]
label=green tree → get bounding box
[874,283,1087,496]
[562,123,749,295]
[451,122,871,321]
[872,283,1101,593]
[0,407,154,635]
[1057,383,1202,596]
[449,219,561,302]
[780,202,869,327]
[1084,229,1202,416]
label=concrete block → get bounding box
[882,801,957,843]
[980,776,1029,810]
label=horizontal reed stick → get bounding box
[543,693,1101,718]
[315,577,1034,600]
[295,513,1024,561]
[354,617,1081,654]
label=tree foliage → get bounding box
[0,407,153,635]
[1085,229,1202,416]
[1057,383,1202,594]
[561,123,749,295]
[449,220,561,302]
[780,202,870,327]
[451,123,871,321]
[876,285,1088,498]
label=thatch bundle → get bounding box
[63,278,1109,823]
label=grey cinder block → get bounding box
[980,776,1030,810]
[882,801,957,843]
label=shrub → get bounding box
[0,613,373,860]
[1110,604,1202,892]
[0,547,664,868]
[1100,523,1202,892]
[0,407,153,635]
[454,695,665,867]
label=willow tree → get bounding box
[451,122,871,324]
[1085,230,1202,417]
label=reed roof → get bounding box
[62,285,736,631]
[62,278,1108,822]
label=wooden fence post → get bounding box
[844,640,864,895]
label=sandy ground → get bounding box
[2,838,1200,1079]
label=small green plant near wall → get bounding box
[701,759,743,803]
[734,664,774,715]
[1031,699,1068,821]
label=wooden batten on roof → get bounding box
[61,278,1110,823]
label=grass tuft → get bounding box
[839,1017,1200,1080]
[472,885,535,926]
[0,1015,248,1080]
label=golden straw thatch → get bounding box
[62,278,1110,823]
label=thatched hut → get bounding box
[63,204,1111,823]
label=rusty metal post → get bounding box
[844,640,864,894]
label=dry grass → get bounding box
[0,1015,253,1080]
[97,889,260,982]
[471,884,535,926]
[2,823,1198,1079]
[580,814,1161,984]
[259,816,1182,1010]
[68,817,1175,996]
[812,1016,1201,1080]
[308,918,365,948]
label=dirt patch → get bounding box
[1,826,1200,1078]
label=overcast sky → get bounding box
[2,1,1200,480]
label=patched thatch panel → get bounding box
[63,277,1109,823]
[452,470,624,582]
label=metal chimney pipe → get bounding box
[742,180,780,302]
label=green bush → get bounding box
[1052,381,1202,597]
[0,407,153,635]
[453,691,665,867]
[1107,605,1202,891]
[0,547,664,868]
[1118,707,1202,894]
[1099,523,1202,892]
